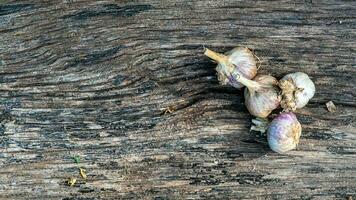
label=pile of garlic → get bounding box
[204,47,315,154]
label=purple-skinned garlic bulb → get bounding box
[267,112,302,153]
[204,47,257,89]
[279,72,315,111]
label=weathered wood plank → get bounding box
[0,0,355,199]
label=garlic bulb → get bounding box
[279,72,315,111]
[204,47,257,89]
[236,74,281,118]
[267,112,302,153]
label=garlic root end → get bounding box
[279,79,297,111]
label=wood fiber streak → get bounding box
[0,0,355,199]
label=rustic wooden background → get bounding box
[0,0,355,199]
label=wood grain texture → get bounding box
[0,0,355,199]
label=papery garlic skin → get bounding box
[243,75,281,118]
[204,48,257,89]
[279,72,315,111]
[267,112,302,153]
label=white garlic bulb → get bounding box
[279,72,315,111]
[204,47,257,89]
[241,75,281,118]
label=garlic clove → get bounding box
[279,72,315,111]
[243,75,281,118]
[267,112,302,153]
[204,48,257,89]
[250,117,269,133]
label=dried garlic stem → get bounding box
[204,48,228,64]
[235,73,262,92]
[204,48,233,72]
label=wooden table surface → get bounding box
[0,0,355,199]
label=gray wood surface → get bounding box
[0,0,355,199]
